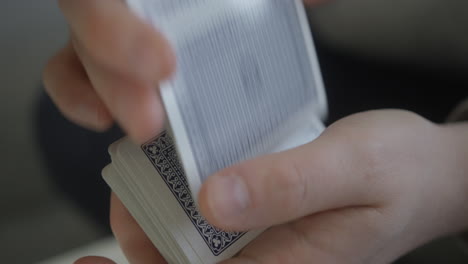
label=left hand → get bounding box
[76,110,468,264]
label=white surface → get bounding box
[38,237,128,264]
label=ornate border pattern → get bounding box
[142,131,246,256]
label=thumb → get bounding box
[198,118,389,231]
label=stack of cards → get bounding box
[103,0,328,263]
[103,132,262,264]
[104,124,325,263]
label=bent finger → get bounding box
[59,0,175,83]
[199,122,390,230]
[75,256,116,264]
[73,37,165,142]
[110,193,167,264]
[43,41,113,131]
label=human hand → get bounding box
[75,110,468,264]
[76,193,167,264]
[44,0,175,142]
[43,0,327,143]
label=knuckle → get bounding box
[46,84,83,122]
[42,59,77,118]
[42,54,61,93]
[73,11,118,66]
[42,62,54,92]
[56,102,81,125]
[361,136,386,173]
[109,199,124,238]
[48,80,74,107]
[80,21,149,77]
[353,130,389,184]
[271,157,309,213]
[109,215,123,239]
[79,22,108,62]
[109,214,119,237]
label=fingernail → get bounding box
[76,104,110,132]
[131,38,173,82]
[134,45,162,79]
[208,175,250,222]
[114,93,163,144]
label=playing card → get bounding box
[126,0,327,200]
[104,1,328,262]
[115,139,203,264]
[123,132,262,262]
[105,143,184,263]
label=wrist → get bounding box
[446,122,468,227]
[397,121,468,248]
[430,122,468,236]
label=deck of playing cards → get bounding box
[103,0,327,263]
[103,133,263,264]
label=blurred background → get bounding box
[0,1,110,263]
[0,0,466,263]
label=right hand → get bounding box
[53,1,329,263]
[76,193,167,264]
[43,0,325,143]
[43,0,176,143]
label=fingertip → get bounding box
[198,175,226,229]
[198,177,219,226]
[74,256,116,264]
[71,100,114,132]
[131,24,177,82]
[109,193,167,264]
[198,173,250,231]
[153,34,177,80]
[93,106,114,132]
[119,94,165,144]
[43,41,115,133]
[69,0,176,85]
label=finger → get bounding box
[221,207,396,264]
[110,193,167,264]
[58,0,175,82]
[72,35,166,142]
[199,119,391,231]
[75,256,116,264]
[59,0,175,142]
[43,41,113,131]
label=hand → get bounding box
[43,0,326,143]
[75,110,468,264]
[44,0,175,142]
[76,193,167,264]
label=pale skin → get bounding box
[43,0,468,263]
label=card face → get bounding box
[140,131,247,256]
